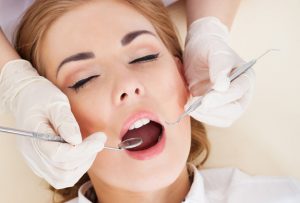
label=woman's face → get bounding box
[41,0,191,191]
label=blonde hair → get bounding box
[15,0,210,202]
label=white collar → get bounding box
[77,164,206,203]
[78,181,94,203]
[182,164,206,203]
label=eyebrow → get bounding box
[56,52,95,77]
[56,30,155,77]
[121,30,155,46]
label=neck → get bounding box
[89,166,191,203]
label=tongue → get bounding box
[122,121,162,151]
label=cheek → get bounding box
[67,91,112,139]
[158,60,188,105]
[147,58,189,119]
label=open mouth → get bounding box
[121,120,164,151]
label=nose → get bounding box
[112,70,145,105]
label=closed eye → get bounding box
[68,75,100,92]
[129,53,160,64]
[67,53,159,92]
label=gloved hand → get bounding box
[0,59,107,189]
[184,17,255,127]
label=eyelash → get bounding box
[129,53,160,64]
[68,75,100,92]
[69,53,160,92]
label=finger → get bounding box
[209,50,235,84]
[42,154,97,189]
[211,72,231,92]
[237,89,254,111]
[201,69,255,109]
[50,134,104,170]
[209,47,245,91]
[192,101,243,119]
[190,102,243,127]
[50,132,106,162]
[47,103,82,145]
[189,110,232,127]
[34,119,57,135]
[201,84,244,110]
[25,134,96,189]
[52,151,98,171]
[36,132,106,163]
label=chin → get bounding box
[90,144,190,192]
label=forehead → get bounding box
[45,0,155,45]
[41,0,157,66]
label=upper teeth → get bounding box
[129,118,150,130]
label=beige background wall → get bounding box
[0,0,299,202]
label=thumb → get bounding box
[211,71,231,92]
[57,132,107,161]
[209,55,232,92]
[39,131,107,163]
[85,132,107,147]
[208,46,244,92]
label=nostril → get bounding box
[120,93,127,100]
[120,88,141,101]
[135,88,140,95]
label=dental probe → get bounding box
[0,125,142,151]
[166,49,279,125]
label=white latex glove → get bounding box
[0,59,107,189]
[184,17,255,127]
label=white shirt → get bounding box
[66,165,300,203]
[0,0,178,43]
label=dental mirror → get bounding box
[104,137,143,151]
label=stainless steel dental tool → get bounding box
[166,49,279,125]
[104,137,143,151]
[0,126,142,151]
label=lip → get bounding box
[125,129,166,160]
[119,110,162,140]
[119,110,166,160]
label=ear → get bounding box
[174,56,188,86]
[173,56,191,104]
